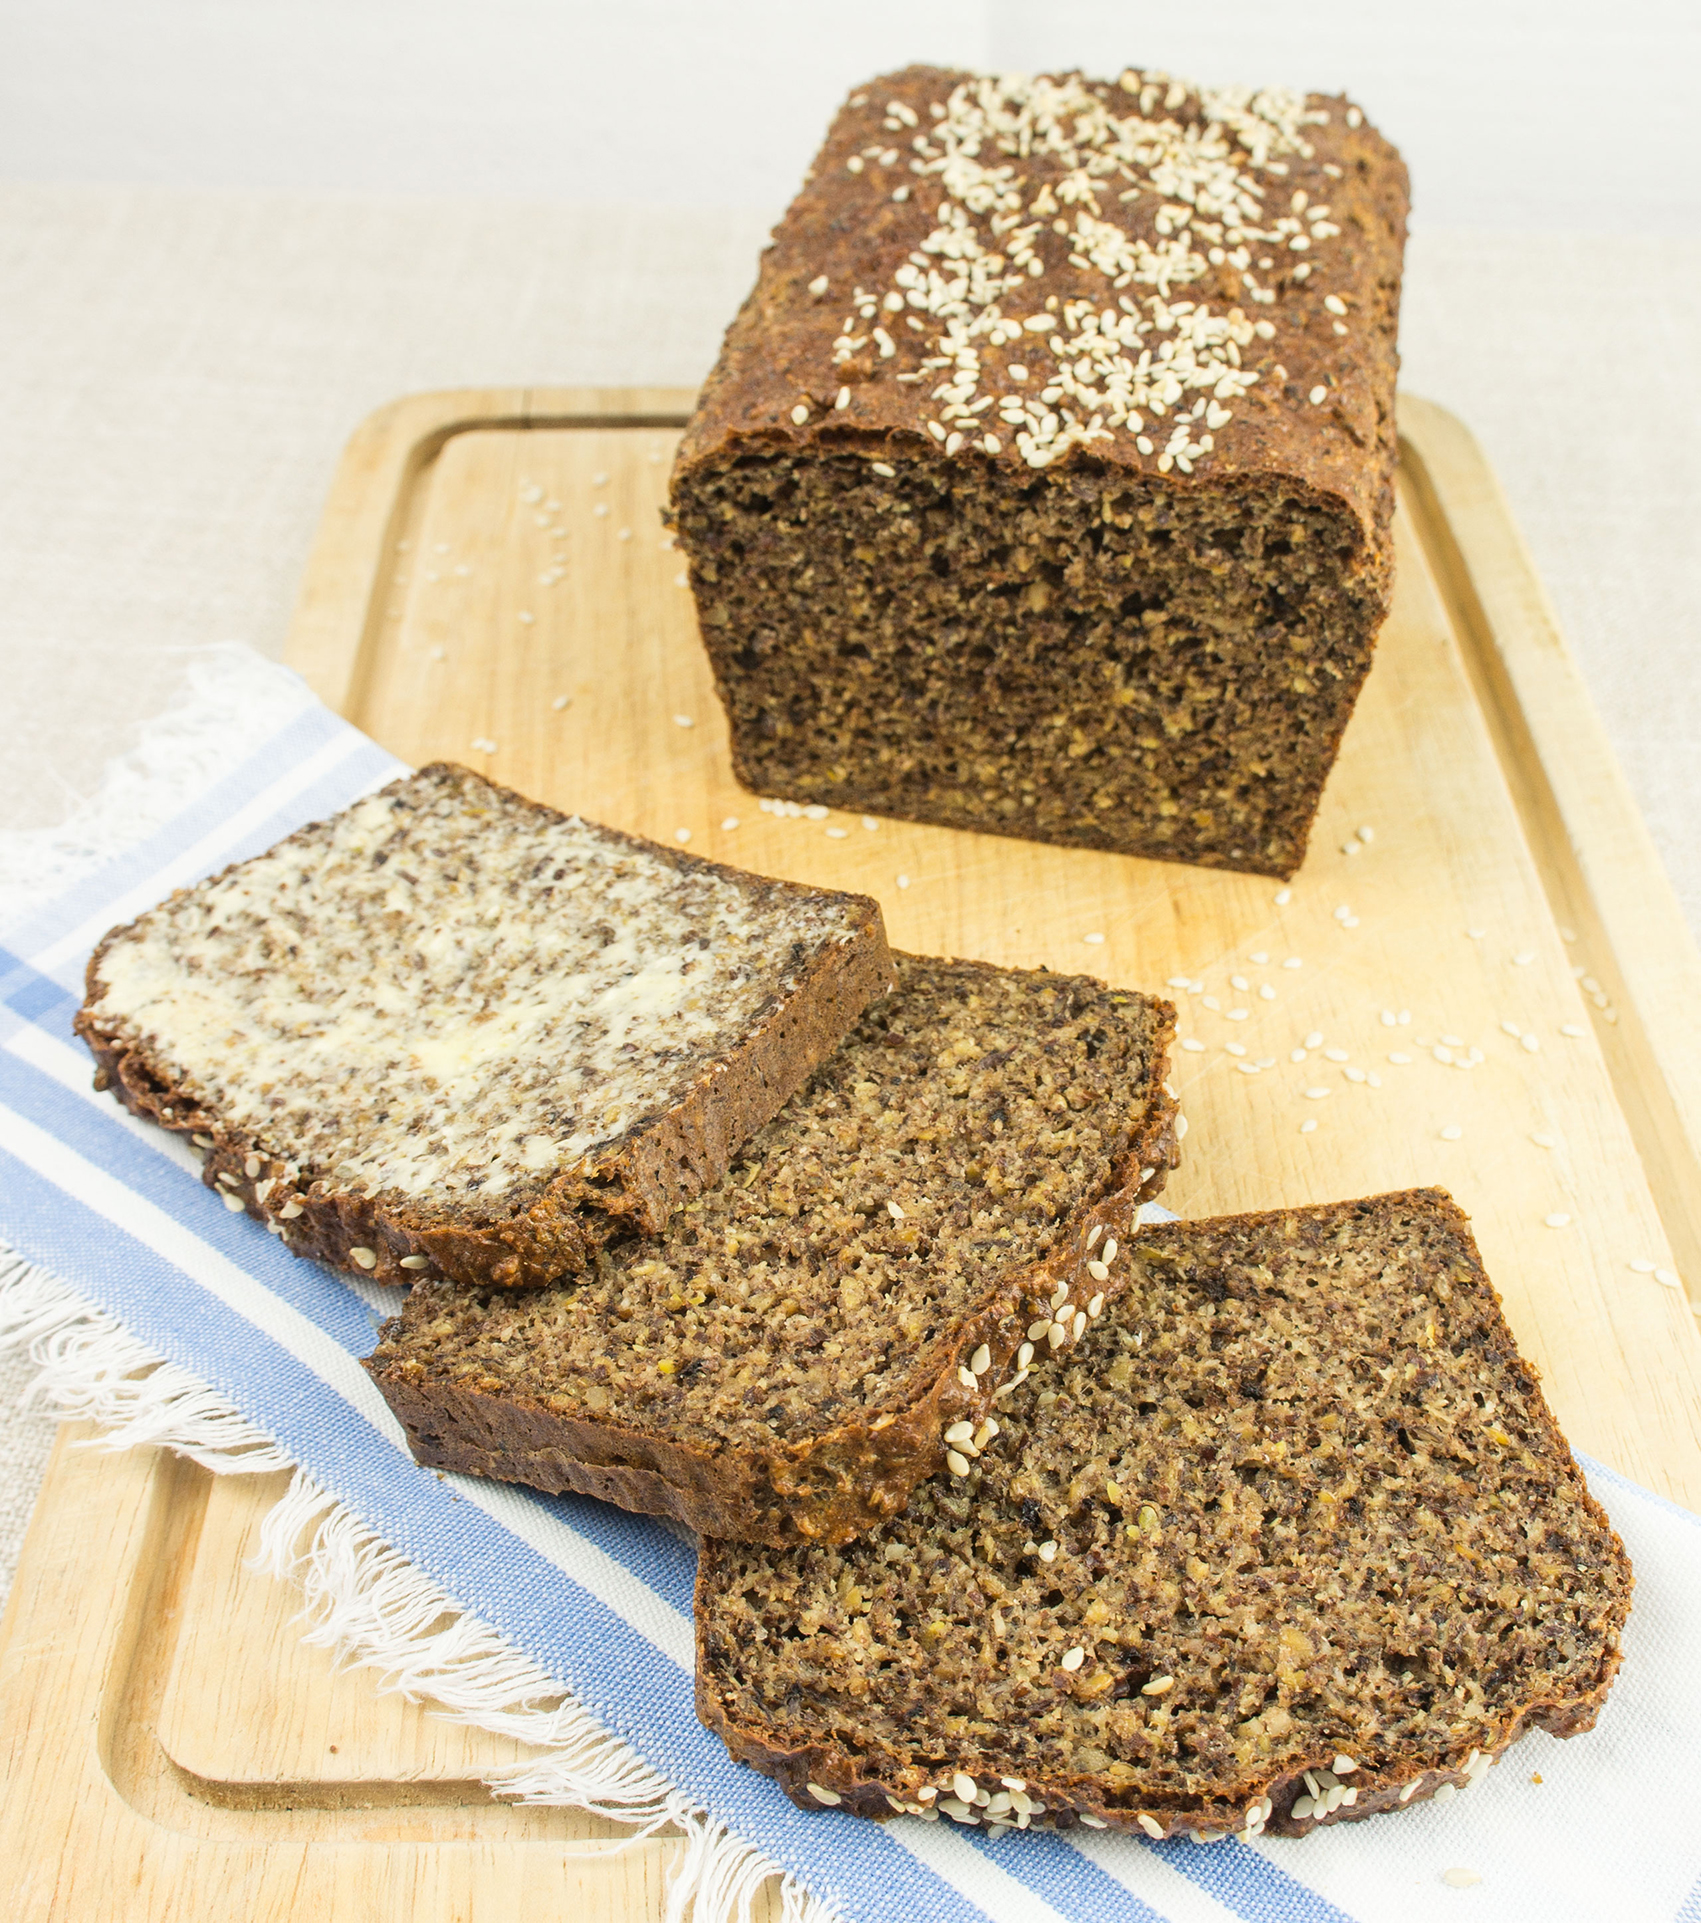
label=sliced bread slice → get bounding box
[366,953,1178,1545]
[696,1190,1633,1840]
[77,762,891,1288]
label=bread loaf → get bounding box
[696,1191,1632,1839]
[367,953,1177,1544]
[77,762,891,1288]
[671,66,1409,878]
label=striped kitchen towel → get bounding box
[3,648,1700,1923]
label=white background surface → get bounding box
[2,0,1698,1598]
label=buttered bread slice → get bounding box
[77,763,890,1287]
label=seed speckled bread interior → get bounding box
[366,953,1178,1545]
[670,66,1409,878]
[76,762,892,1289]
[695,1191,1632,1841]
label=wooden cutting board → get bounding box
[4,387,1700,1921]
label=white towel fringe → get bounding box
[0,642,316,930]
[0,1244,838,1923]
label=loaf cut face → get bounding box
[367,953,1177,1545]
[671,67,1409,878]
[77,763,891,1288]
[696,1191,1632,1841]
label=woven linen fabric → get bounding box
[3,674,1700,1923]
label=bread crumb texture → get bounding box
[369,954,1176,1542]
[697,1191,1632,1840]
[672,66,1410,877]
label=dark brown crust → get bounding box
[368,1065,1178,1548]
[693,1189,1634,1838]
[75,763,893,1289]
[670,68,1410,879]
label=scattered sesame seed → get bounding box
[1181,1038,1205,1052]
[1299,1118,1317,1134]
[1467,928,1486,939]
[1520,1033,1540,1053]
[1441,1125,1462,1141]
[1084,931,1106,944]
[1305,1031,1323,1048]
[673,714,694,728]
[896,874,911,889]
[1061,1646,1086,1671]
[871,461,896,477]
[807,1782,841,1804]
[1388,1052,1413,1065]
[469,736,497,754]
[1531,1133,1558,1148]
[1560,1023,1585,1038]
[1290,1048,1307,1063]
[1037,1540,1058,1562]
[400,1255,429,1271]
[350,1247,378,1269]
[1343,1067,1366,1083]
[835,386,851,410]
[1441,1869,1481,1889]
[1656,1267,1681,1288]
[1303,1088,1330,1100]
[1078,1814,1108,1829]
[1323,1047,1348,1063]
[947,1449,971,1476]
[809,274,829,296]
[1102,1238,1116,1260]
[1137,1814,1165,1839]
[1086,1224,1103,1248]
[1141,1675,1174,1695]
[721,816,739,830]
[826,826,849,838]
[1545,1213,1571,1229]
[862,816,879,830]
[970,1344,992,1374]
[1275,888,1292,906]
[1231,974,1249,991]
[1513,951,1535,966]
[593,503,609,518]
[675,829,691,844]
[887,1199,906,1221]
[551,694,571,711]
[1259,984,1276,1000]
[617,529,631,541]
[675,572,688,587]
[791,404,810,424]
[1309,385,1328,405]
[1226,1007,1249,1022]
[1629,1259,1656,1272]
[1087,1258,1110,1282]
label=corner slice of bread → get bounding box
[695,1191,1633,1839]
[365,953,1178,1545]
[76,763,891,1288]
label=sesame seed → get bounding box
[1441,1869,1481,1889]
[1324,1047,1348,1063]
[1086,1224,1103,1248]
[1141,1675,1174,1695]
[593,503,609,517]
[958,1366,978,1389]
[400,1255,429,1270]
[896,873,911,889]
[1137,1814,1164,1839]
[1038,1540,1058,1562]
[721,816,739,830]
[1433,1784,1457,1805]
[871,461,896,477]
[1028,1319,1052,1341]
[1561,1023,1585,1038]
[350,1247,378,1269]
[1102,1237,1117,1260]
[673,714,694,728]
[552,694,571,711]
[826,826,848,838]
[1513,951,1535,966]
[1061,1647,1085,1671]
[1303,1088,1330,1100]
[1275,888,1292,905]
[1441,1125,1462,1141]
[1259,984,1276,1000]
[1304,1030,1324,1048]
[1388,1052,1412,1065]
[1226,1008,1249,1022]
[1087,1292,1105,1316]
[808,274,829,296]
[1079,1814,1108,1828]
[1087,1259,1110,1282]
[470,736,497,754]
[1629,1259,1656,1272]
[1399,1781,1419,1803]
[947,1449,971,1476]
[221,1190,246,1211]
[1073,1309,1087,1338]
[1181,1038,1205,1052]
[1017,1342,1034,1365]
[1231,974,1249,991]
[1333,1754,1358,1773]
[791,404,810,425]
[1545,1212,1571,1228]
[970,1343,992,1374]
[675,829,691,844]
[1299,1118,1317,1134]
[1309,385,1327,404]
[1084,931,1106,944]
[1656,1267,1681,1287]
[1292,1795,1316,1820]
[862,816,879,829]
[807,1782,841,1804]
[1520,1033,1540,1053]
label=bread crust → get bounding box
[368,1076,1178,1547]
[694,1189,1634,1836]
[76,764,893,1288]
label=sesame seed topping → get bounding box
[1333,1754,1358,1773]
[1299,1118,1317,1133]
[953,1771,978,1804]
[1061,1646,1085,1671]
[675,829,691,844]
[1303,1087,1330,1100]
[399,1255,429,1270]
[1084,931,1106,944]
[970,1343,992,1375]
[1442,1869,1482,1889]
[350,1246,378,1269]
[1545,1212,1571,1228]
[1629,1259,1656,1272]
[791,404,810,424]
[807,1782,842,1804]
[809,275,829,296]
[721,816,740,830]
[1141,1674,1174,1695]
[1087,1258,1110,1282]
[1038,1540,1058,1562]
[1656,1267,1681,1287]
[957,1366,978,1389]
[1181,1038,1205,1052]
[1102,1237,1117,1260]
[1309,385,1327,404]
[1441,1125,1462,1141]
[946,1449,971,1476]
[1137,1813,1164,1838]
